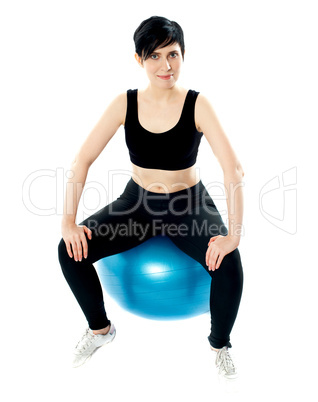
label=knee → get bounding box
[223,246,240,262]
[221,248,243,280]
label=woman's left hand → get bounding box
[205,235,239,271]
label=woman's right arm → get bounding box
[61,92,127,261]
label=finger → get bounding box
[208,237,214,245]
[70,241,78,261]
[81,236,89,259]
[75,239,83,261]
[208,236,217,246]
[84,225,93,240]
[209,249,219,271]
[65,241,73,258]
[206,243,217,268]
[215,252,225,269]
[72,239,80,261]
[207,248,214,270]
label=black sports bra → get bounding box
[124,89,203,171]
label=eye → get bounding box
[150,54,159,60]
[170,52,178,58]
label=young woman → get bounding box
[58,16,244,378]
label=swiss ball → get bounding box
[95,235,211,320]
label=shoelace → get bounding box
[75,328,96,353]
[216,347,236,374]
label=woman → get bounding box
[58,16,244,378]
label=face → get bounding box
[135,42,183,89]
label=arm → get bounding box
[61,92,127,260]
[195,93,245,270]
[62,91,127,225]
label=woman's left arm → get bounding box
[195,93,245,271]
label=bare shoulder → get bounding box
[108,91,127,126]
[195,92,211,107]
[194,92,244,174]
[73,90,128,167]
[194,92,216,133]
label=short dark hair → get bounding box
[133,16,185,61]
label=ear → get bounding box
[135,53,144,67]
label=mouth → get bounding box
[157,74,173,80]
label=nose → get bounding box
[161,57,171,71]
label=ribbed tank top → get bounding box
[124,89,203,170]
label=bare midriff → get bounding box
[131,163,200,193]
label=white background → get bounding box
[1,0,317,400]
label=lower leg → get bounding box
[58,239,111,330]
[208,249,244,349]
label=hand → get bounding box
[205,235,239,271]
[61,222,93,261]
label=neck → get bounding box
[143,83,181,102]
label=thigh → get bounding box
[166,201,229,271]
[77,196,154,264]
[165,197,243,315]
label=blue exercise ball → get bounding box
[95,235,211,320]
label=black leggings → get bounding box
[58,178,243,349]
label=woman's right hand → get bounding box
[61,222,93,261]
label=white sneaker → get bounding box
[211,346,238,379]
[72,322,116,368]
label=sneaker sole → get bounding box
[221,372,238,380]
